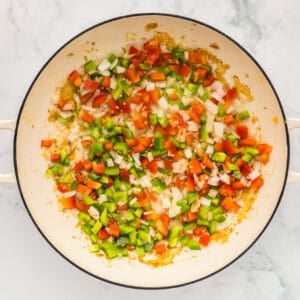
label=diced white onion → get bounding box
[114,154,123,165]
[213,122,225,137]
[132,153,141,167]
[183,89,192,96]
[98,59,111,72]
[158,97,169,110]
[100,70,110,77]
[181,95,192,106]
[208,176,220,186]
[106,159,114,167]
[169,201,181,218]
[198,85,204,96]
[200,197,211,206]
[219,173,230,185]
[59,111,73,119]
[119,161,132,170]
[171,187,183,202]
[240,176,249,187]
[206,113,215,133]
[236,200,244,207]
[88,206,100,220]
[208,189,218,198]
[248,169,261,181]
[61,191,76,198]
[191,199,201,213]
[216,87,226,98]
[145,81,156,91]
[187,121,199,132]
[181,112,190,121]
[205,100,218,115]
[211,91,224,104]
[184,147,193,158]
[162,198,171,208]
[147,152,154,161]
[226,106,235,114]
[139,176,152,188]
[156,81,167,88]
[98,194,107,204]
[129,197,137,206]
[116,65,126,74]
[184,51,189,61]
[206,144,214,155]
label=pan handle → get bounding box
[287,118,300,183]
[0,119,16,184]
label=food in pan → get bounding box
[41,35,272,261]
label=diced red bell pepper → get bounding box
[83,79,99,90]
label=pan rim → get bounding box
[13,12,290,289]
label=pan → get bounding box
[1,13,299,289]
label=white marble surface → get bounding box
[1,0,300,299]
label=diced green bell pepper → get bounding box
[211,152,227,163]
[187,239,201,250]
[101,241,118,259]
[84,60,97,74]
[100,208,109,226]
[151,178,166,193]
[187,191,199,205]
[82,194,97,205]
[105,167,120,176]
[78,211,91,223]
[237,110,250,120]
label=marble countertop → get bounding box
[1,0,300,299]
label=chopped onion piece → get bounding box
[219,173,230,185]
[171,187,183,202]
[61,191,77,198]
[240,176,249,187]
[213,122,225,137]
[146,81,156,91]
[200,197,211,206]
[206,144,214,155]
[116,66,126,74]
[156,81,167,88]
[208,189,218,198]
[187,121,199,132]
[248,169,261,181]
[181,96,192,106]
[208,176,220,186]
[147,152,153,162]
[211,91,224,104]
[106,159,114,167]
[100,70,110,77]
[184,51,189,61]
[88,206,100,220]
[139,176,152,188]
[162,198,171,208]
[206,113,215,133]
[132,153,141,167]
[98,59,111,72]
[205,100,218,115]
[158,97,169,110]
[184,147,193,158]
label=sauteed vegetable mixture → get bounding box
[41,37,272,260]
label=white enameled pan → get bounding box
[1,14,300,289]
